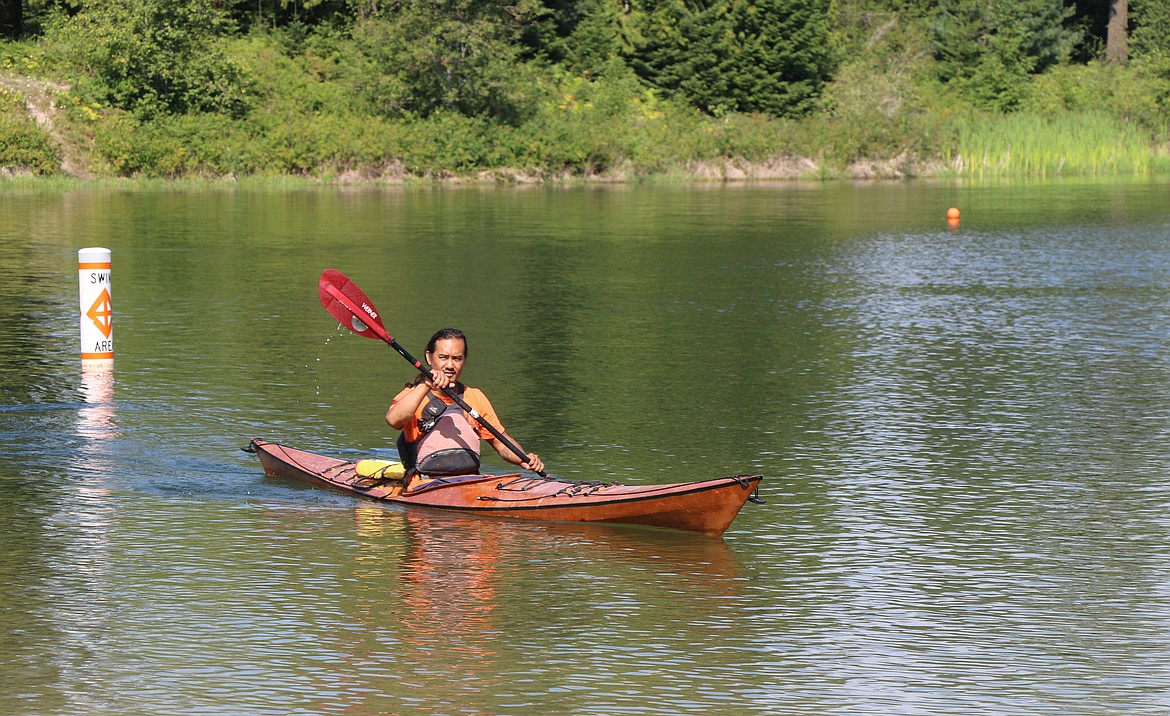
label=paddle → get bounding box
[318,268,549,478]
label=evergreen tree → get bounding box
[632,0,728,113]
[523,0,646,72]
[632,0,834,117]
[722,0,834,116]
[933,0,1080,110]
[1131,0,1170,60]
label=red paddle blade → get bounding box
[318,269,392,342]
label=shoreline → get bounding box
[5,169,1167,193]
[1,71,1164,186]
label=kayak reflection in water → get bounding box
[385,328,544,484]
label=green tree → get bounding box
[523,0,645,74]
[49,0,253,117]
[722,0,835,116]
[933,0,1080,110]
[563,0,644,73]
[353,0,544,121]
[1131,0,1170,60]
[631,0,724,110]
[632,0,833,117]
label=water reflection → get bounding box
[331,507,750,712]
[77,368,118,443]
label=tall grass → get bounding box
[948,112,1151,177]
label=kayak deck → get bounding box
[248,439,763,536]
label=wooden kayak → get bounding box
[247,439,763,536]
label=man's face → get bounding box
[427,337,467,383]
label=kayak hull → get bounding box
[249,439,762,536]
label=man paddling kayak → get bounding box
[386,328,544,480]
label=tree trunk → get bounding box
[0,0,23,39]
[1106,0,1128,65]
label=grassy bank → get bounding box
[3,34,1170,183]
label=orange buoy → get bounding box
[946,207,961,220]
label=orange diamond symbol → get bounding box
[86,288,113,338]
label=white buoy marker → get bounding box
[78,247,113,370]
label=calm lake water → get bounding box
[2,178,1170,714]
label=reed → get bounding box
[947,112,1151,177]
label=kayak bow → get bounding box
[248,439,763,536]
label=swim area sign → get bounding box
[79,247,113,367]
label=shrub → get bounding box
[0,88,58,174]
[1024,61,1170,132]
[47,0,254,119]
